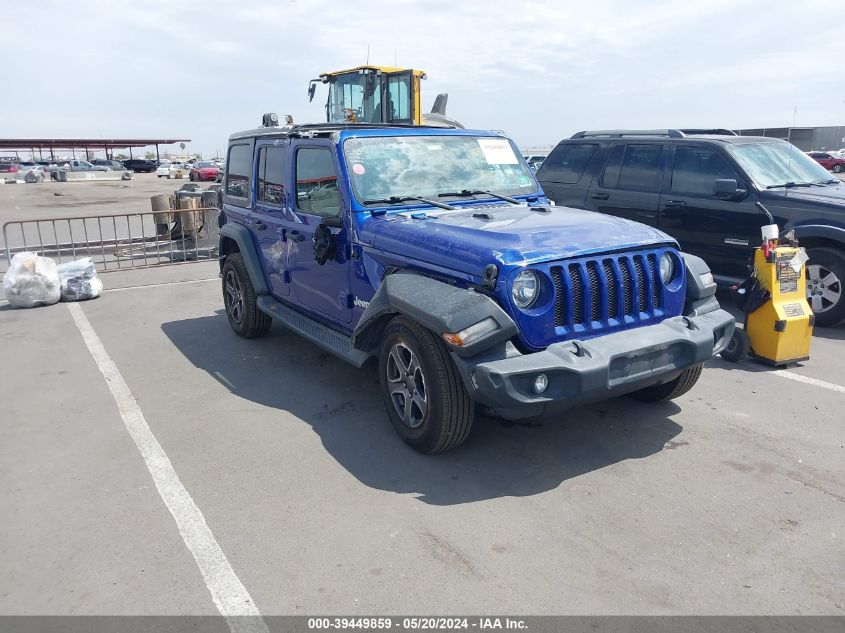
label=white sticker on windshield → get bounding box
[477,138,518,165]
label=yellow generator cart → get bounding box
[721,204,814,366]
[308,65,457,127]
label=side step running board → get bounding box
[257,296,372,368]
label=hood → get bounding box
[759,180,845,210]
[369,204,675,276]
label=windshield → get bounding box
[727,140,833,188]
[343,135,537,205]
[196,162,215,168]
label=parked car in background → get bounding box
[91,159,127,171]
[808,151,845,173]
[122,159,159,173]
[537,129,845,325]
[190,161,219,181]
[62,159,108,172]
[156,162,188,179]
[0,163,21,177]
[523,153,548,170]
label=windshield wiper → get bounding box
[765,182,814,189]
[362,195,454,210]
[437,189,521,205]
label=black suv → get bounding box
[537,129,845,325]
[121,159,159,173]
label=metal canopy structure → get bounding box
[0,138,191,161]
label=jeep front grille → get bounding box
[550,252,665,329]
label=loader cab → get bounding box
[308,66,425,125]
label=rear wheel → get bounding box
[379,317,474,453]
[806,247,845,326]
[628,363,703,403]
[833,164,844,173]
[221,253,271,338]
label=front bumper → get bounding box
[455,309,734,419]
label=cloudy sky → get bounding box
[2,0,843,157]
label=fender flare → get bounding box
[351,273,518,357]
[219,222,268,295]
[785,224,845,246]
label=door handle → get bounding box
[664,200,686,208]
[254,220,267,231]
[289,230,306,242]
[591,192,609,200]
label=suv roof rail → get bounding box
[230,121,459,141]
[571,129,686,139]
[679,128,738,136]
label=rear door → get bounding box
[585,142,666,227]
[252,141,290,297]
[658,144,760,278]
[536,142,602,208]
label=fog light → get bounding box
[533,373,549,394]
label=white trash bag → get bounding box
[56,257,103,302]
[2,252,61,308]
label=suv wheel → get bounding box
[221,253,271,338]
[379,317,474,453]
[833,165,843,173]
[628,363,703,403]
[806,247,845,326]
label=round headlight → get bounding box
[659,253,675,283]
[512,269,540,309]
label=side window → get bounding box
[671,146,741,195]
[617,144,663,191]
[256,146,286,206]
[386,74,411,123]
[226,144,251,200]
[600,145,624,188]
[541,143,597,183]
[295,148,340,216]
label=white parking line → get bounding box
[105,277,218,292]
[769,368,845,395]
[66,302,269,633]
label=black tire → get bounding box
[189,172,196,181]
[221,253,271,338]
[121,171,132,181]
[806,247,845,326]
[833,165,843,173]
[720,327,750,362]
[628,363,703,403]
[379,316,474,453]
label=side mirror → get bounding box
[313,221,339,265]
[307,81,317,103]
[714,178,747,200]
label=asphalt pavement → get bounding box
[1,262,843,617]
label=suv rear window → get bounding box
[601,144,663,192]
[540,143,596,183]
[226,144,252,199]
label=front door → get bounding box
[585,143,666,227]
[285,141,352,324]
[659,144,760,278]
[252,142,290,297]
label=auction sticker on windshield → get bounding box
[478,138,518,164]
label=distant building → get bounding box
[735,126,845,151]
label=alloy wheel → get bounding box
[385,342,428,428]
[224,269,244,324]
[806,264,842,314]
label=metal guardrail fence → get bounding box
[1,208,220,274]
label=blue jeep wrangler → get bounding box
[218,119,735,453]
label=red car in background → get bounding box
[189,161,220,181]
[808,151,845,173]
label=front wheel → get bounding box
[806,247,845,326]
[628,363,703,403]
[379,317,474,453]
[221,253,271,338]
[833,165,844,173]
